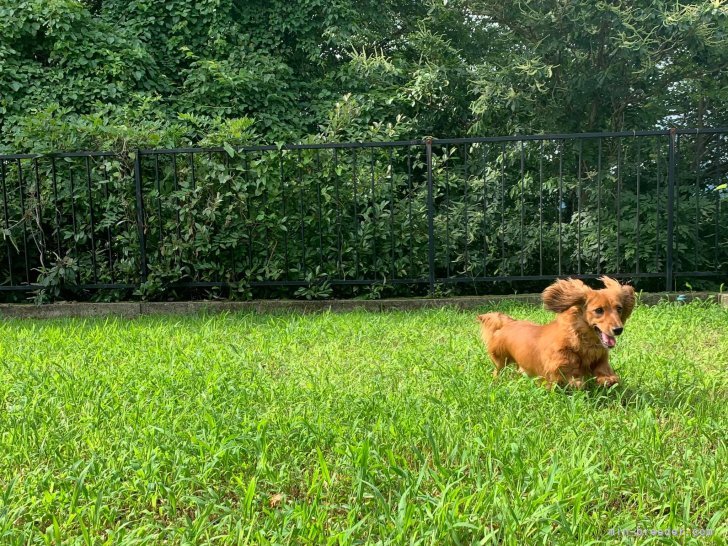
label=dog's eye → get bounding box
[616,306,623,314]
[594,307,604,315]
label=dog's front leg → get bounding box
[592,359,620,387]
[548,363,587,389]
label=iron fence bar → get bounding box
[297,149,306,277]
[51,157,61,258]
[673,271,728,277]
[694,137,701,269]
[666,129,677,291]
[154,269,725,290]
[32,159,43,268]
[138,140,425,155]
[635,138,641,275]
[437,273,668,283]
[482,144,488,277]
[475,127,725,142]
[260,152,269,282]
[616,141,622,272]
[5,269,708,292]
[675,134,681,272]
[353,149,360,279]
[0,152,118,160]
[715,136,721,270]
[279,151,290,281]
[370,148,377,271]
[519,141,524,276]
[316,149,324,270]
[171,154,181,247]
[500,142,505,270]
[102,163,114,284]
[85,156,98,283]
[445,148,451,279]
[134,151,148,284]
[1,161,12,285]
[539,142,544,277]
[0,283,136,291]
[406,147,414,279]
[425,138,435,295]
[75,283,136,289]
[597,139,602,275]
[16,160,30,284]
[576,140,582,275]
[558,140,563,276]
[674,127,728,135]
[168,278,430,288]
[188,152,196,190]
[69,167,78,259]
[388,147,395,279]
[9,128,724,160]
[244,153,254,272]
[655,139,661,272]
[433,129,677,146]
[224,151,236,282]
[333,148,342,276]
[0,153,40,160]
[464,144,470,273]
[154,154,163,247]
[0,286,34,292]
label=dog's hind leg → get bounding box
[488,348,508,378]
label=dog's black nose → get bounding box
[613,327,624,336]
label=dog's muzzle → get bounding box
[594,326,617,349]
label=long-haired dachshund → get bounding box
[478,276,636,388]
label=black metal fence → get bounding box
[0,128,726,301]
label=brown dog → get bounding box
[478,276,636,388]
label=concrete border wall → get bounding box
[0,292,725,320]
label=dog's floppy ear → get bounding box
[600,276,621,291]
[542,278,589,313]
[600,276,636,320]
[620,284,636,320]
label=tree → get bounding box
[467,0,728,134]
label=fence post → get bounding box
[666,128,676,292]
[133,150,148,284]
[425,137,436,296]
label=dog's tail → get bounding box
[477,312,514,346]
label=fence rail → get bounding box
[0,128,726,301]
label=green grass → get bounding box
[0,301,726,545]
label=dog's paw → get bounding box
[597,375,620,387]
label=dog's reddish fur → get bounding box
[478,276,635,388]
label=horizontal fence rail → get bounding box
[0,128,726,301]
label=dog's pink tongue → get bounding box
[600,331,617,348]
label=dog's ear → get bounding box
[599,276,621,291]
[542,278,589,312]
[620,284,636,320]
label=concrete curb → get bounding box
[0,292,724,320]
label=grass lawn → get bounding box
[0,300,726,545]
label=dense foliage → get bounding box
[0,1,726,300]
[2,0,726,149]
